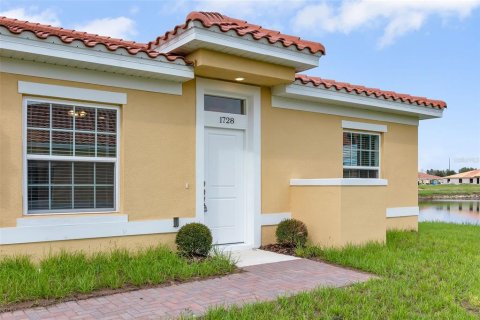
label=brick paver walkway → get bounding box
[1,259,373,319]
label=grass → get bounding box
[419,184,480,197]
[203,223,480,319]
[0,245,235,308]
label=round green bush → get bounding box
[175,223,213,257]
[276,219,308,247]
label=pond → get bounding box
[419,200,480,225]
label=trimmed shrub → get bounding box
[175,223,213,257]
[276,219,308,247]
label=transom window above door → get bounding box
[25,99,118,214]
[204,95,245,115]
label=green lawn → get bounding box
[204,223,480,319]
[0,246,235,309]
[419,184,480,197]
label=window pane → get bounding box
[51,162,72,184]
[52,131,73,155]
[28,161,49,184]
[204,95,245,114]
[75,133,95,156]
[96,163,114,184]
[343,169,379,178]
[74,107,95,131]
[97,109,116,133]
[74,162,94,184]
[51,186,72,209]
[74,186,94,209]
[370,135,379,150]
[96,186,114,208]
[27,102,50,128]
[28,186,49,210]
[52,104,73,129]
[97,134,116,157]
[27,129,50,154]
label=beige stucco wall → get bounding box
[0,72,196,229]
[261,225,277,246]
[261,86,418,215]
[0,69,419,255]
[386,216,419,231]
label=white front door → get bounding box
[204,127,245,245]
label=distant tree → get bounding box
[459,167,477,173]
[426,169,457,177]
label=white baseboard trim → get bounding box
[261,212,291,226]
[1,217,197,245]
[386,206,419,218]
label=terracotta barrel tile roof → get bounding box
[148,11,326,55]
[295,74,447,109]
[0,16,190,64]
[445,169,480,179]
[418,172,442,180]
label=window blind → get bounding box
[26,100,118,213]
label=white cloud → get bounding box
[292,0,480,47]
[0,7,61,25]
[74,17,137,40]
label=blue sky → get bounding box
[1,0,479,171]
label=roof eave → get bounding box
[152,23,322,72]
[272,83,444,120]
[0,29,194,82]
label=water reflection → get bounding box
[419,200,480,225]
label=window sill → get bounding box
[290,178,388,186]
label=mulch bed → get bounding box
[260,243,297,256]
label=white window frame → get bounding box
[22,97,120,215]
[343,130,382,179]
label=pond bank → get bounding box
[419,194,480,201]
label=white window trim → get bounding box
[22,96,121,215]
[342,120,387,133]
[18,81,127,104]
[290,178,388,186]
[195,78,262,248]
[343,130,382,179]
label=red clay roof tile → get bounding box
[0,16,190,64]
[148,11,326,55]
[295,74,447,109]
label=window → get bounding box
[204,95,245,114]
[25,99,118,213]
[343,131,380,178]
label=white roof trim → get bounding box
[272,83,444,120]
[0,29,194,82]
[1,57,184,95]
[272,96,419,126]
[154,24,321,72]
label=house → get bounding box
[442,170,480,184]
[0,12,446,257]
[418,172,443,185]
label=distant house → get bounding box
[442,170,480,185]
[418,172,442,185]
